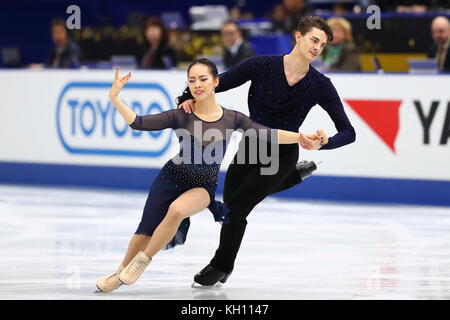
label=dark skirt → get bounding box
[135,160,230,249]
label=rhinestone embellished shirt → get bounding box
[216,54,356,149]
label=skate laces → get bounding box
[105,272,119,281]
[128,254,150,275]
[200,265,214,275]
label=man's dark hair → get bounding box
[297,16,333,42]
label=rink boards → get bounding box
[0,69,449,206]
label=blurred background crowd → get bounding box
[1,0,450,73]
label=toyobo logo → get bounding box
[56,82,174,157]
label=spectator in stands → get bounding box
[322,17,361,71]
[271,0,313,34]
[428,16,450,72]
[140,17,177,69]
[45,18,82,69]
[220,21,255,69]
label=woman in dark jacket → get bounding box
[140,17,177,69]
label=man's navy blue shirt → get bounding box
[216,55,356,149]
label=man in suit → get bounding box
[428,16,450,72]
[45,18,82,69]
[220,21,255,69]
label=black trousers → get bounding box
[210,136,302,273]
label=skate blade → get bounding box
[191,282,222,289]
[94,287,104,293]
[94,282,123,293]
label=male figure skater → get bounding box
[178,16,356,285]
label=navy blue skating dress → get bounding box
[129,106,277,249]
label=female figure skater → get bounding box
[96,59,327,292]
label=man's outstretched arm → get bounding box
[316,79,356,150]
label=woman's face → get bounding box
[330,24,345,45]
[187,64,219,102]
[145,25,162,44]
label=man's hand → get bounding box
[178,99,195,114]
[299,129,328,150]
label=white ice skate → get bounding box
[95,264,124,293]
[119,251,151,285]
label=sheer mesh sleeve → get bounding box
[233,111,278,142]
[129,109,180,131]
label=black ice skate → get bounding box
[296,160,320,180]
[193,264,232,287]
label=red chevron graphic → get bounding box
[344,99,403,153]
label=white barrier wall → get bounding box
[1,70,449,205]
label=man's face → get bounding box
[51,25,68,47]
[431,20,450,45]
[295,27,328,61]
[221,24,241,48]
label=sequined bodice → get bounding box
[169,134,225,189]
[130,106,277,189]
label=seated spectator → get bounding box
[140,17,177,69]
[428,16,450,72]
[220,21,255,69]
[45,18,82,69]
[322,17,361,71]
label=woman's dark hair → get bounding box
[175,58,219,106]
[142,16,168,47]
[297,16,333,43]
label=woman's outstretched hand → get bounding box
[299,129,329,150]
[178,99,195,114]
[109,67,131,99]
